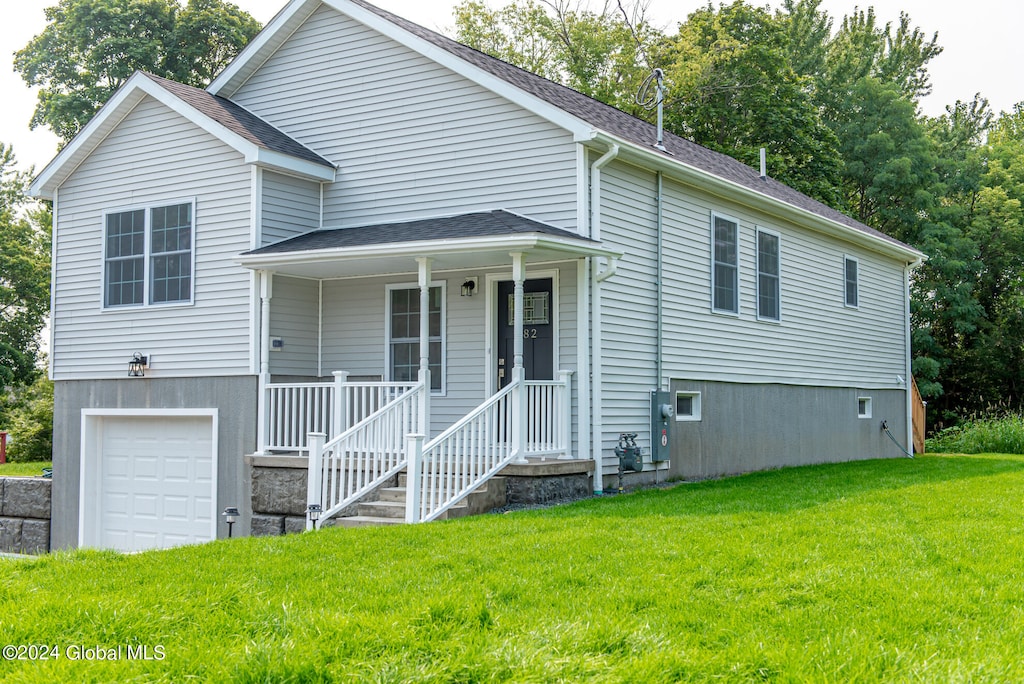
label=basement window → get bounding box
[675,391,702,421]
[858,396,872,419]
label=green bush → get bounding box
[926,412,1024,454]
[4,375,53,462]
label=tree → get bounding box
[14,0,261,142]
[453,0,656,114]
[655,1,842,205]
[0,144,50,390]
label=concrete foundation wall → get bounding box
[0,477,51,554]
[668,380,909,480]
[52,376,258,549]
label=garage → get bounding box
[80,410,218,552]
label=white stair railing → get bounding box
[307,382,424,528]
[406,371,572,523]
[407,380,518,523]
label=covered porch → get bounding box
[236,211,618,525]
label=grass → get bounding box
[0,461,51,477]
[3,454,1024,682]
[927,413,1024,454]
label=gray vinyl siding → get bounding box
[594,159,909,473]
[229,4,578,230]
[52,96,253,380]
[269,276,320,375]
[261,171,320,246]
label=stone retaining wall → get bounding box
[0,477,51,554]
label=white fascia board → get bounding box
[591,131,926,264]
[209,0,319,96]
[235,233,620,270]
[252,148,336,181]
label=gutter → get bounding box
[589,144,618,494]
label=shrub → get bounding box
[5,375,53,462]
[926,412,1024,454]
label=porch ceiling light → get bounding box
[461,278,477,297]
[128,352,148,377]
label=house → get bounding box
[30,0,924,552]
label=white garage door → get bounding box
[83,413,216,552]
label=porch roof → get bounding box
[236,210,619,278]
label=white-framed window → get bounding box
[103,200,195,308]
[844,255,859,308]
[756,227,780,321]
[675,391,702,421]
[386,283,445,394]
[858,396,872,419]
[711,213,740,314]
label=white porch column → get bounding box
[257,270,273,454]
[511,252,528,464]
[416,257,432,436]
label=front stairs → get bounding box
[332,472,508,528]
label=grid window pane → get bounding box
[104,210,146,307]
[390,286,443,391]
[712,216,738,313]
[845,258,859,307]
[150,203,192,304]
[757,231,780,320]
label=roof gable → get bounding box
[31,71,335,199]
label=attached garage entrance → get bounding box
[80,410,218,552]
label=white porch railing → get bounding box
[307,382,426,528]
[261,371,418,452]
[406,371,572,523]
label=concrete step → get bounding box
[377,486,407,502]
[331,515,406,528]
[356,499,407,518]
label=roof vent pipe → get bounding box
[759,147,767,180]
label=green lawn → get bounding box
[3,454,1024,682]
[0,461,51,477]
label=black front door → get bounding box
[496,278,554,389]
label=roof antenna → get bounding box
[636,68,669,153]
[759,147,767,180]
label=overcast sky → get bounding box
[2,0,1021,175]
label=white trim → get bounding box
[100,197,197,311]
[484,269,560,397]
[48,188,58,380]
[79,408,219,550]
[674,391,702,422]
[755,226,781,322]
[844,255,860,309]
[857,396,872,419]
[384,280,447,396]
[710,211,740,316]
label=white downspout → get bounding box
[590,144,618,494]
[904,260,919,454]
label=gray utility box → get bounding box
[650,390,673,462]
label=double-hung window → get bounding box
[712,213,739,314]
[756,228,780,321]
[387,284,444,393]
[844,256,859,308]
[104,201,194,308]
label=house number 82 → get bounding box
[523,329,538,338]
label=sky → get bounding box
[2,0,1021,175]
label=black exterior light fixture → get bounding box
[222,506,239,538]
[307,503,323,530]
[128,352,148,377]
[461,277,477,297]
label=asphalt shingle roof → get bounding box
[346,0,913,253]
[144,73,333,168]
[243,210,593,255]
